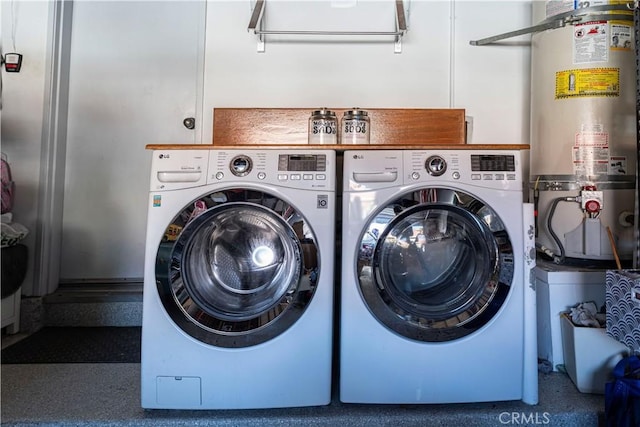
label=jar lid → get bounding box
[345,108,368,116]
[311,108,336,117]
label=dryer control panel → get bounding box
[405,150,524,190]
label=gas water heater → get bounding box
[530,1,636,265]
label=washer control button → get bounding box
[215,172,224,180]
[257,172,266,180]
[411,171,420,180]
[452,171,460,180]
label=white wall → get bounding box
[203,0,451,118]
[1,1,49,296]
[203,0,532,145]
[2,0,532,294]
[454,1,531,144]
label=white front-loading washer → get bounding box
[141,148,335,409]
[340,149,537,404]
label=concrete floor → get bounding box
[1,363,604,427]
[1,289,609,426]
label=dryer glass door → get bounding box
[156,189,319,348]
[357,189,514,342]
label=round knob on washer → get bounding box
[425,155,447,176]
[230,155,253,177]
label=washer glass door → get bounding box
[156,189,318,348]
[357,188,514,342]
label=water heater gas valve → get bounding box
[580,187,603,214]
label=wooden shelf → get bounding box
[146,108,529,151]
[146,144,530,151]
[211,108,467,146]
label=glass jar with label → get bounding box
[341,108,370,145]
[308,108,338,145]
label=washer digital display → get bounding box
[278,154,326,172]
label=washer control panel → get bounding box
[209,150,334,190]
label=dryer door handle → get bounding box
[352,171,398,183]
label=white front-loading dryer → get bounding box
[141,149,335,409]
[340,149,537,404]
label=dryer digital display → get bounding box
[471,154,515,172]
[278,154,327,172]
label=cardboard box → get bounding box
[560,313,628,394]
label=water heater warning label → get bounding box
[572,132,609,176]
[574,21,608,64]
[555,68,619,99]
[609,156,627,175]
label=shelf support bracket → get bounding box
[248,0,266,52]
[248,0,407,53]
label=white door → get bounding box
[61,1,205,282]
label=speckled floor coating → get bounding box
[1,364,604,426]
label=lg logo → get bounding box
[352,154,364,160]
[159,153,170,159]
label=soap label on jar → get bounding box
[312,119,337,136]
[309,119,337,144]
[343,119,369,144]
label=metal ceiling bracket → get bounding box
[248,0,407,53]
[470,3,634,46]
[394,0,406,53]
[248,0,266,52]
